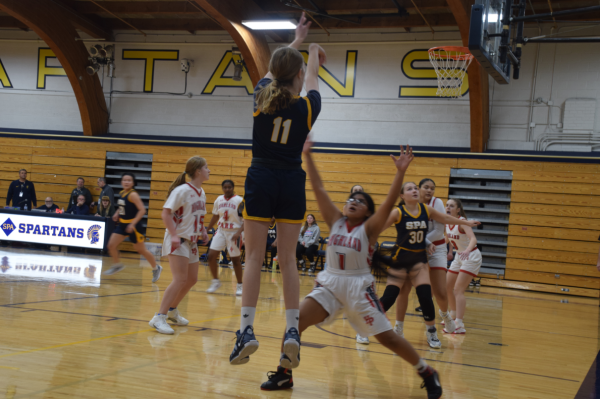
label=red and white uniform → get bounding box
[306,217,391,337]
[209,195,244,257]
[446,217,482,277]
[426,196,448,270]
[162,182,207,263]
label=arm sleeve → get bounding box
[305,90,321,130]
[6,182,13,205]
[30,182,37,207]
[163,188,184,211]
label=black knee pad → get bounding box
[379,285,401,312]
[416,284,435,321]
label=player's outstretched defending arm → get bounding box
[303,139,343,229]
[364,146,413,245]
[427,207,480,228]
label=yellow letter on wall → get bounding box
[37,48,66,89]
[122,50,179,92]
[300,50,357,97]
[399,49,469,98]
[202,51,254,95]
[0,58,12,88]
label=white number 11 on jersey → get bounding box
[271,117,292,144]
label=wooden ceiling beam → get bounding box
[193,0,271,86]
[0,0,108,136]
[102,17,221,31]
[446,0,489,153]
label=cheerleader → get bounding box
[205,180,244,296]
[373,183,479,348]
[149,156,209,334]
[104,173,162,282]
[445,199,482,334]
[230,13,326,366]
[260,143,443,399]
[392,178,454,339]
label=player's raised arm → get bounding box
[303,139,342,228]
[365,146,413,243]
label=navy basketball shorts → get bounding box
[114,219,145,244]
[243,165,306,223]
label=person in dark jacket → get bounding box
[69,178,93,209]
[92,177,115,210]
[6,169,36,210]
[67,194,89,215]
[95,196,115,217]
[37,197,59,212]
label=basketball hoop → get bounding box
[428,46,474,98]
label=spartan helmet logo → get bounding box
[87,224,102,244]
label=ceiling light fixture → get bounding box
[241,20,297,30]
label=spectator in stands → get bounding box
[37,197,59,213]
[95,196,114,218]
[296,214,321,273]
[67,194,89,215]
[6,169,36,210]
[92,177,114,209]
[69,178,92,210]
[351,184,364,193]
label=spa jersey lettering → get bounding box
[394,203,430,252]
[326,217,374,272]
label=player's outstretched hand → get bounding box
[465,220,481,228]
[390,145,414,172]
[309,43,327,66]
[295,12,311,43]
[303,137,314,154]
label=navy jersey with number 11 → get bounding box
[252,77,321,165]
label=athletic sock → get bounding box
[455,318,463,325]
[426,325,436,333]
[285,309,300,332]
[240,307,256,331]
[450,310,456,319]
[413,358,428,373]
[169,307,176,311]
[395,320,404,328]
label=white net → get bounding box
[428,47,474,98]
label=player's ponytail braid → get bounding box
[166,156,206,199]
[255,47,304,115]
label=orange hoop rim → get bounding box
[428,46,474,61]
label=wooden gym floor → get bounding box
[0,247,598,399]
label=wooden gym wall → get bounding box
[0,137,598,298]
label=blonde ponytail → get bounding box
[166,156,206,199]
[255,47,305,115]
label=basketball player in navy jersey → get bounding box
[230,13,327,367]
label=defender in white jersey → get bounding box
[260,143,443,399]
[444,199,482,334]
[391,179,454,341]
[205,180,245,295]
[149,156,210,335]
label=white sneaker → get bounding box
[449,320,466,334]
[149,313,174,334]
[152,265,163,283]
[235,283,243,296]
[207,279,222,293]
[103,263,124,275]
[393,323,404,338]
[356,334,370,345]
[426,326,442,349]
[167,308,189,326]
[440,310,456,333]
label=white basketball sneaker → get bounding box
[167,308,189,326]
[235,283,243,296]
[207,279,222,293]
[149,313,174,334]
[393,322,404,338]
[356,334,370,345]
[440,310,456,333]
[426,326,442,349]
[453,319,467,334]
